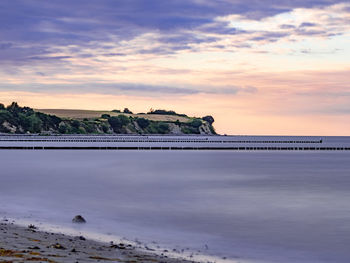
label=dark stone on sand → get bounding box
[72,215,86,223]
[50,243,66,250]
[145,246,155,251]
[28,246,40,250]
[110,243,126,249]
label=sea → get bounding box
[1,136,350,262]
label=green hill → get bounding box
[0,102,216,135]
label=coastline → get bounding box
[0,220,197,263]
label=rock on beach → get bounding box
[72,215,86,223]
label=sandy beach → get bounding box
[0,220,196,263]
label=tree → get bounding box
[7,102,20,113]
[202,115,214,125]
[0,110,11,124]
[84,122,95,133]
[18,113,31,131]
[101,114,110,119]
[108,115,130,132]
[157,122,169,133]
[190,119,202,128]
[118,115,130,125]
[123,108,133,114]
[27,115,42,133]
[58,123,68,134]
[101,124,109,133]
[147,109,187,117]
[136,117,150,129]
[71,120,80,129]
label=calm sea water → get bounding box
[1,148,350,262]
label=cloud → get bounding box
[299,22,318,27]
[280,24,296,29]
[216,2,350,46]
[0,2,348,64]
[0,0,349,99]
[27,55,72,61]
[249,32,289,42]
[1,1,348,50]
[0,42,13,49]
[298,48,342,54]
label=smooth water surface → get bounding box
[1,150,350,262]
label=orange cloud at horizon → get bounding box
[1,90,349,136]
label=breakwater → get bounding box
[0,135,349,151]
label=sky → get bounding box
[0,0,349,135]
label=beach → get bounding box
[0,220,196,263]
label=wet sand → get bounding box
[0,221,197,263]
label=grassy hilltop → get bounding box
[0,102,216,135]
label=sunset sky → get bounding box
[0,0,349,135]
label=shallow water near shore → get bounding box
[1,149,350,262]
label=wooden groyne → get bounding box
[0,135,348,151]
[0,146,349,151]
[0,139,323,144]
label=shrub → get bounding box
[101,114,110,119]
[26,115,43,133]
[71,120,80,129]
[209,125,216,134]
[6,102,20,112]
[0,110,11,124]
[202,115,214,125]
[136,118,150,129]
[123,108,133,114]
[181,126,200,134]
[101,124,109,133]
[84,122,96,133]
[58,123,68,134]
[157,122,169,133]
[147,109,187,117]
[108,115,130,132]
[190,119,202,128]
[119,115,130,124]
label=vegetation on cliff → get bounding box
[0,102,216,135]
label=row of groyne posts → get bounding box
[0,147,349,151]
[0,146,349,151]
[0,137,349,151]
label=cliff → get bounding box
[0,102,216,135]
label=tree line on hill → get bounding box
[0,102,216,135]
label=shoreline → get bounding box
[0,220,198,263]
